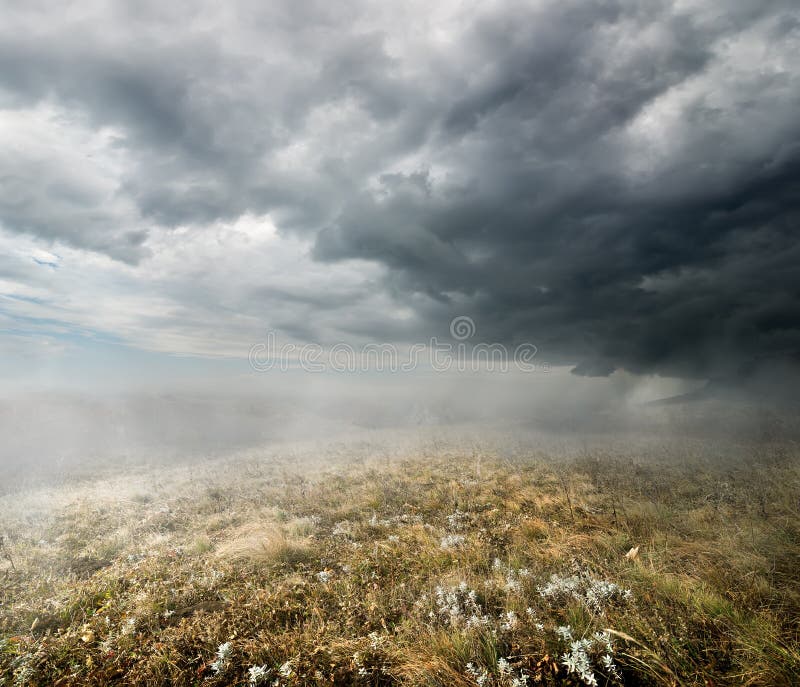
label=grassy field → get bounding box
[1,433,799,685]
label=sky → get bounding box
[1,0,799,392]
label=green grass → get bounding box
[0,437,798,685]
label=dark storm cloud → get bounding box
[315,0,800,378]
[0,0,798,377]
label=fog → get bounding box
[3,362,797,492]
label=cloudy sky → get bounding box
[1,0,799,390]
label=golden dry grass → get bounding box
[1,435,798,685]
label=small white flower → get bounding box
[556,625,574,641]
[539,572,632,614]
[500,610,519,631]
[555,625,617,686]
[465,662,489,686]
[440,534,466,549]
[434,582,489,627]
[248,664,271,685]
[447,510,469,531]
[210,642,232,674]
[332,521,351,537]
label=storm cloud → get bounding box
[1,0,799,380]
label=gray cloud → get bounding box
[0,0,798,378]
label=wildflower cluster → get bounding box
[499,610,519,632]
[440,533,466,549]
[369,512,422,527]
[493,558,531,594]
[351,633,389,679]
[538,572,632,613]
[466,658,530,686]
[209,641,232,674]
[497,656,529,686]
[525,607,545,631]
[446,509,470,531]
[331,521,352,537]
[121,616,137,636]
[465,661,489,686]
[556,626,621,686]
[432,582,491,628]
[247,663,271,685]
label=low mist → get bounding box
[4,363,797,491]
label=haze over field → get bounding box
[0,0,799,485]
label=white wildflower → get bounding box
[210,642,232,674]
[592,631,613,654]
[555,627,619,685]
[497,657,529,686]
[440,534,466,549]
[332,521,351,537]
[500,610,519,632]
[466,613,492,629]
[497,657,512,674]
[465,662,489,686]
[494,559,529,594]
[524,607,544,630]
[447,510,469,531]
[556,625,574,642]
[538,572,632,614]
[247,664,271,685]
[561,640,596,686]
[434,582,489,628]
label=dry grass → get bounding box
[0,435,798,685]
